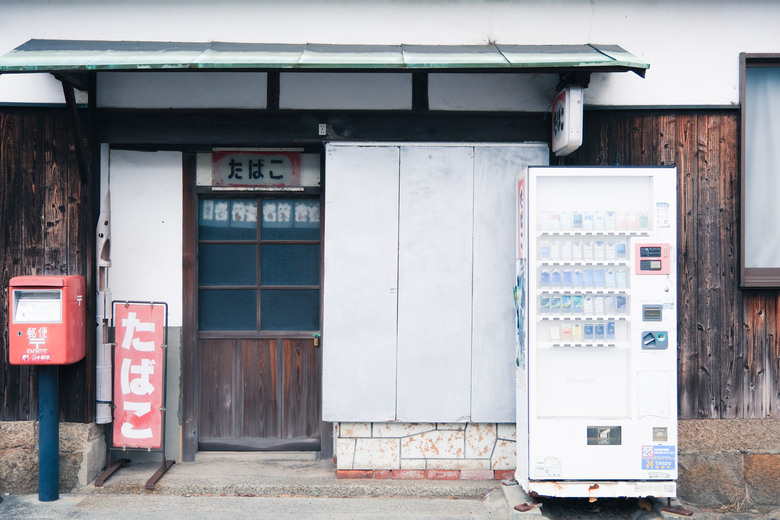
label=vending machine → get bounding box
[516,166,678,499]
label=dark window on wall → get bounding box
[741,53,780,287]
[198,197,321,331]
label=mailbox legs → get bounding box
[38,365,59,501]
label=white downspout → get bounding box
[96,144,112,424]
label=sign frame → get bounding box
[95,300,174,489]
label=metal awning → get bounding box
[0,40,649,76]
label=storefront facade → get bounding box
[1,0,779,506]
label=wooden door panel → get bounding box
[199,339,237,439]
[241,339,278,439]
[199,336,321,450]
[282,339,321,439]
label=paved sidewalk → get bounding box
[1,453,778,519]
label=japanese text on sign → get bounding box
[212,151,302,187]
[20,327,52,363]
[113,303,166,449]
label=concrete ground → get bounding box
[1,453,778,519]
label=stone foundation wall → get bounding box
[335,422,516,480]
[334,419,780,507]
[0,421,105,494]
[678,419,780,508]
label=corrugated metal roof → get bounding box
[0,40,649,76]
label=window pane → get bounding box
[261,199,320,240]
[261,244,320,285]
[199,244,257,285]
[199,200,257,240]
[199,289,257,330]
[745,67,780,269]
[260,289,320,331]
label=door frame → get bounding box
[180,152,331,462]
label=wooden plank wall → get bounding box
[568,109,779,419]
[2,106,777,423]
[0,107,91,422]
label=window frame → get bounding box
[196,193,323,335]
[740,53,780,287]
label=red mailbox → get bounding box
[8,275,86,365]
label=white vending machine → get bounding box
[516,166,678,499]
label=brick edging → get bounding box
[337,469,515,481]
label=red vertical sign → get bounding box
[113,303,166,449]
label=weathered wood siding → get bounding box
[2,106,777,423]
[569,109,779,419]
[0,108,92,422]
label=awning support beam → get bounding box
[556,71,591,92]
[57,74,90,186]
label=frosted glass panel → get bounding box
[744,67,780,268]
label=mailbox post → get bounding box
[8,275,86,502]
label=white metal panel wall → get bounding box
[109,150,183,326]
[396,146,474,422]
[323,143,547,422]
[322,145,400,421]
[471,145,548,422]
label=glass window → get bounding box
[198,289,257,330]
[198,197,321,330]
[741,55,780,287]
[260,289,320,331]
[199,244,257,285]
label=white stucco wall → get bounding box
[0,0,778,107]
[108,150,183,327]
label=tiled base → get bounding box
[335,422,517,479]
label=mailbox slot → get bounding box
[13,290,63,323]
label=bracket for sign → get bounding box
[94,301,174,490]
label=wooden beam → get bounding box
[96,109,549,147]
[181,153,199,462]
[60,80,89,185]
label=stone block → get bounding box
[59,422,103,452]
[744,453,780,506]
[465,423,497,458]
[677,451,746,507]
[0,421,36,450]
[335,438,356,469]
[401,429,465,459]
[678,419,780,452]
[353,438,400,470]
[338,422,372,438]
[80,433,107,488]
[497,423,517,441]
[0,448,37,494]
[491,439,516,470]
[372,422,435,438]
